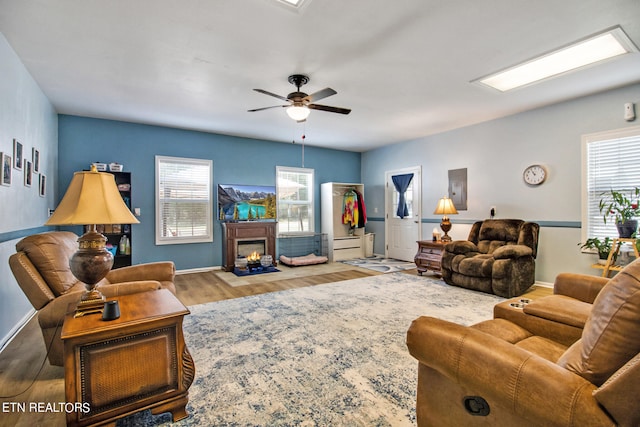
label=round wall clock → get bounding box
[523,164,547,185]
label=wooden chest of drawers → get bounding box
[415,240,445,275]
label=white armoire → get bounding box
[321,182,365,261]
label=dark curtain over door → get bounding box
[392,173,413,219]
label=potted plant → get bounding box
[579,237,614,264]
[599,187,640,238]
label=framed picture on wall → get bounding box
[39,174,46,197]
[32,147,40,172]
[1,152,11,186]
[13,139,23,170]
[24,159,32,187]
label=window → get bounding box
[582,125,640,242]
[156,156,213,245]
[276,166,314,234]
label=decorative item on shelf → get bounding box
[599,187,640,238]
[579,237,614,264]
[432,227,441,242]
[45,165,139,316]
[118,183,131,192]
[92,162,107,171]
[109,162,123,172]
[433,196,458,242]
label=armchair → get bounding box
[406,259,640,427]
[441,219,539,297]
[9,231,176,366]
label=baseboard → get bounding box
[176,266,222,275]
[535,280,554,288]
[0,308,36,354]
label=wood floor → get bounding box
[0,263,551,427]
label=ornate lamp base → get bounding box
[440,217,453,242]
[70,227,114,316]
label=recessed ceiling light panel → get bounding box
[474,26,638,92]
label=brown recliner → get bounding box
[406,259,640,427]
[441,219,539,297]
[9,231,177,366]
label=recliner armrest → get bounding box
[406,316,613,426]
[445,240,479,255]
[105,261,175,284]
[553,273,608,303]
[492,244,533,259]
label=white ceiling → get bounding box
[1,0,640,152]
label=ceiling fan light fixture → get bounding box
[286,105,310,121]
[475,26,637,92]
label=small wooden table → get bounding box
[415,240,445,275]
[61,289,194,427]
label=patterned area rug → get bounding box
[118,273,504,426]
[340,256,417,273]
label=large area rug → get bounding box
[340,256,417,273]
[120,272,504,426]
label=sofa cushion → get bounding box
[16,231,79,296]
[557,259,640,386]
[457,254,494,277]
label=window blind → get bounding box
[156,156,213,244]
[276,166,314,234]
[584,128,640,241]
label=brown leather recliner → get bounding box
[9,231,177,366]
[407,259,640,427]
[441,219,539,297]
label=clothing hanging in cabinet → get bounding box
[342,188,367,228]
[342,189,359,227]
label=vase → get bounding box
[616,219,638,238]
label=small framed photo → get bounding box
[13,139,23,170]
[32,147,40,172]
[39,174,46,197]
[1,152,11,186]
[24,159,32,187]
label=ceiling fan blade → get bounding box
[308,103,351,115]
[303,87,337,103]
[247,105,287,112]
[253,89,290,102]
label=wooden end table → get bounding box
[415,240,445,275]
[61,289,194,427]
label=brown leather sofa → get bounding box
[407,260,640,426]
[441,219,539,297]
[9,231,177,366]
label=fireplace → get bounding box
[221,222,277,271]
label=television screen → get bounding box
[218,184,276,221]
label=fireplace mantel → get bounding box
[221,221,277,271]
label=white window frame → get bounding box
[581,125,640,245]
[276,166,315,235]
[155,155,213,245]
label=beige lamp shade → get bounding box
[46,169,139,226]
[433,196,458,217]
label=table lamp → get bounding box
[433,196,458,242]
[45,165,139,314]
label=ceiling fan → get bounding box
[248,74,351,122]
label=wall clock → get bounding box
[523,164,547,186]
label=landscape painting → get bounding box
[218,184,276,221]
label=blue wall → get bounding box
[0,33,58,348]
[58,115,361,270]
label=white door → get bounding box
[385,166,421,261]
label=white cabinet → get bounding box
[321,182,365,262]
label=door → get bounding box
[385,166,421,261]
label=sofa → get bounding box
[441,219,539,297]
[9,231,176,366]
[406,260,640,426]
